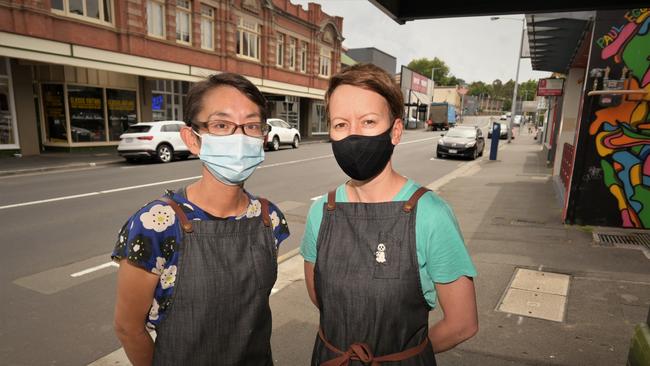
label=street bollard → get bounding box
[489,121,500,161]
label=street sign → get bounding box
[537,78,565,96]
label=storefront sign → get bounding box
[108,99,135,111]
[70,97,101,109]
[411,73,428,94]
[537,78,565,96]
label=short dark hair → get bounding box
[184,73,268,128]
[325,63,404,122]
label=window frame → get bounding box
[276,33,285,67]
[319,47,331,78]
[288,37,296,70]
[236,17,261,61]
[200,4,215,50]
[176,0,192,45]
[51,0,114,26]
[147,0,166,39]
[300,42,308,73]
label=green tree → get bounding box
[407,57,452,85]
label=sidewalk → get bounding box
[269,131,650,365]
[0,136,329,177]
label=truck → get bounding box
[426,102,456,131]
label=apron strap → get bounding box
[259,197,271,227]
[326,190,336,211]
[318,327,429,366]
[403,187,431,213]
[160,197,194,233]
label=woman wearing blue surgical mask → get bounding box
[112,73,289,366]
[301,64,477,365]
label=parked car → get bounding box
[436,126,485,160]
[487,122,514,140]
[117,121,190,163]
[266,118,300,151]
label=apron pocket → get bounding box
[250,241,278,289]
[372,233,401,279]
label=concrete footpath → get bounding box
[269,131,650,365]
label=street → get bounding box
[0,118,491,365]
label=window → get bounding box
[319,47,331,77]
[288,38,296,70]
[107,89,137,141]
[147,0,165,37]
[42,84,67,143]
[276,34,284,67]
[200,5,214,50]
[300,42,307,73]
[67,85,105,142]
[51,0,112,23]
[236,17,260,60]
[161,124,182,132]
[176,0,191,44]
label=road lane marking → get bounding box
[0,153,338,210]
[14,253,117,295]
[70,262,118,277]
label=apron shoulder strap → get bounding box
[326,190,336,211]
[259,197,271,227]
[403,187,431,213]
[159,197,194,233]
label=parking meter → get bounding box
[489,122,500,161]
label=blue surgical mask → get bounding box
[194,131,265,185]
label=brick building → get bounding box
[0,0,342,154]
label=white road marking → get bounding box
[0,153,336,210]
[70,262,118,278]
[517,316,524,325]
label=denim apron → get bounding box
[152,189,277,366]
[313,187,436,366]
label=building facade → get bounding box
[527,8,650,229]
[0,0,343,154]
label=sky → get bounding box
[292,0,552,84]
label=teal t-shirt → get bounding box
[300,179,477,309]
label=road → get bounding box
[0,117,493,365]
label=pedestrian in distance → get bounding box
[112,73,289,366]
[301,63,478,365]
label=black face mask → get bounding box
[331,126,395,181]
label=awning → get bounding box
[525,12,594,73]
[368,1,642,23]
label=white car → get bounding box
[266,118,300,151]
[117,121,190,163]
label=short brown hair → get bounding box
[184,73,268,128]
[325,63,404,122]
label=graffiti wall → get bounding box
[567,8,650,227]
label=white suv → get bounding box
[117,121,190,163]
[266,118,300,151]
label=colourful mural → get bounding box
[590,8,650,227]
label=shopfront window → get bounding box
[107,89,137,141]
[0,79,15,145]
[42,84,67,143]
[68,85,105,142]
[311,102,327,135]
[151,79,189,121]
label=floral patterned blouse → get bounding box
[111,189,290,330]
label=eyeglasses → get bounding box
[194,120,269,138]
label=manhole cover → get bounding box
[593,231,650,259]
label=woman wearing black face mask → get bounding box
[300,64,478,365]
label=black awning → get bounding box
[526,13,593,73]
[368,1,644,23]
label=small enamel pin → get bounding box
[375,243,387,263]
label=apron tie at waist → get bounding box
[318,328,430,366]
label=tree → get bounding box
[407,57,451,85]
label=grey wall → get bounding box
[11,59,40,155]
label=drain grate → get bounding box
[593,232,650,259]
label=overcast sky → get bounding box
[292,0,552,84]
